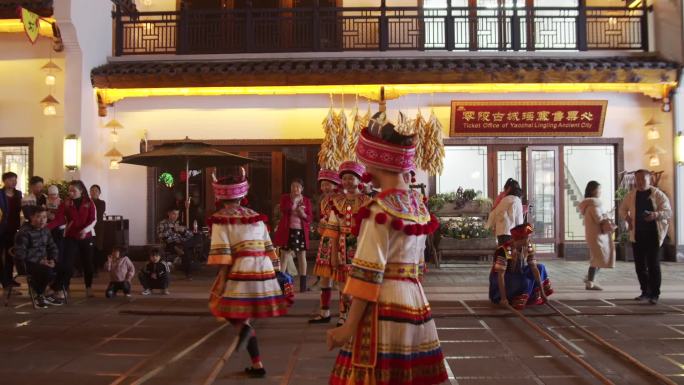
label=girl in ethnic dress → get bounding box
[327,161,371,326]
[207,172,288,378]
[310,169,342,324]
[488,223,554,310]
[327,113,448,385]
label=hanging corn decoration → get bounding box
[335,108,350,164]
[349,106,364,161]
[318,107,339,169]
[422,109,445,176]
[413,110,426,169]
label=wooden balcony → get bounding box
[113,4,648,56]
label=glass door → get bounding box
[526,147,559,257]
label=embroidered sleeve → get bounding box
[343,205,389,302]
[207,224,232,265]
[261,223,280,271]
[493,248,508,273]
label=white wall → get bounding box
[108,91,673,245]
[0,36,66,183]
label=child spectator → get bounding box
[104,246,135,298]
[139,247,170,295]
[13,206,60,308]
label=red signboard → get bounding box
[450,100,607,137]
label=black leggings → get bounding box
[53,237,94,291]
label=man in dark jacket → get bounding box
[14,206,61,308]
[0,171,23,288]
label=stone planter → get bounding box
[439,237,497,250]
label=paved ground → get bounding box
[3,260,684,385]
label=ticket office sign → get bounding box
[450,100,607,137]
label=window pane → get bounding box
[0,146,30,192]
[530,150,556,240]
[438,146,487,194]
[563,145,615,241]
[497,151,522,192]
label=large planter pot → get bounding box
[434,202,488,216]
[439,237,497,250]
[616,242,634,262]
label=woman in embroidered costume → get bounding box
[489,223,554,310]
[325,161,371,326]
[327,113,448,385]
[310,169,342,324]
[207,171,288,378]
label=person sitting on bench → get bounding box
[13,206,61,308]
[157,208,198,279]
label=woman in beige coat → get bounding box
[578,181,615,290]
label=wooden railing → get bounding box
[113,5,648,56]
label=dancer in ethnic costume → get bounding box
[328,161,371,326]
[489,223,554,310]
[310,169,342,323]
[207,172,288,378]
[327,113,448,385]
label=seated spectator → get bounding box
[157,208,198,279]
[21,176,47,219]
[139,247,170,295]
[104,246,135,298]
[13,206,61,308]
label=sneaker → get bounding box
[163,289,170,295]
[634,294,649,301]
[308,315,332,324]
[34,296,48,309]
[141,289,152,296]
[649,297,659,305]
[244,367,266,378]
[44,295,64,306]
[585,282,603,291]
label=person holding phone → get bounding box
[619,170,672,304]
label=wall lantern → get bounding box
[645,145,665,168]
[645,117,660,140]
[41,59,61,86]
[40,94,59,116]
[676,132,684,165]
[105,146,123,170]
[63,135,80,171]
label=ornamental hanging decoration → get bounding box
[19,7,41,44]
[421,109,445,176]
[158,172,175,188]
[317,106,339,170]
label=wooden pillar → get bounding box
[576,0,587,51]
[272,152,284,212]
[468,0,477,51]
[525,0,535,51]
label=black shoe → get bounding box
[44,295,64,306]
[649,297,659,305]
[34,296,48,309]
[244,367,266,378]
[308,315,332,324]
[634,294,649,301]
[235,324,253,352]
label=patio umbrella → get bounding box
[120,138,256,226]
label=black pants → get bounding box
[138,272,169,290]
[54,237,94,291]
[167,235,201,276]
[633,232,661,298]
[26,262,56,296]
[106,281,131,297]
[0,231,17,286]
[497,235,512,246]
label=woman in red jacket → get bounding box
[48,180,97,298]
[274,178,312,292]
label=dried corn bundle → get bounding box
[348,106,364,161]
[335,108,350,163]
[318,107,339,169]
[413,110,427,169]
[422,109,445,176]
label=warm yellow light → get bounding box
[0,19,54,36]
[41,94,59,116]
[96,82,677,105]
[628,0,642,8]
[649,155,660,167]
[676,133,684,165]
[109,160,120,170]
[63,135,80,171]
[110,130,119,143]
[647,127,660,141]
[43,105,56,116]
[45,74,56,86]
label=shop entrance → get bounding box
[437,138,622,259]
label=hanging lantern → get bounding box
[676,132,684,165]
[645,145,665,168]
[63,135,80,171]
[40,94,59,116]
[105,118,124,143]
[41,59,61,86]
[105,146,123,170]
[645,117,660,141]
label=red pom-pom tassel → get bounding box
[391,218,404,231]
[375,212,388,224]
[241,217,249,224]
[404,225,415,236]
[361,172,373,184]
[358,206,371,219]
[260,214,269,223]
[229,218,237,225]
[240,197,249,206]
